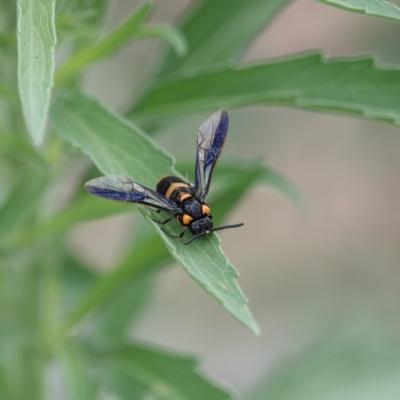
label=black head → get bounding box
[189,216,213,235]
[185,218,244,245]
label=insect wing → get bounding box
[194,110,229,200]
[85,174,180,212]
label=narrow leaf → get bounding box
[57,342,96,400]
[16,195,130,245]
[55,1,186,84]
[17,0,56,146]
[137,24,188,57]
[51,91,172,186]
[95,365,148,400]
[95,343,231,400]
[209,160,305,210]
[51,91,259,334]
[157,0,293,76]
[132,54,400,129]
[61,254,97,312]
[55,0,153,84]
[62,233,169,333]
[0,171,48,242]
[318,0,400,22]
[1,135,48,170]
[257,167,305,209]
[93,274,154,340]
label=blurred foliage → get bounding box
[249,329,400,400]
[0,0,398,398]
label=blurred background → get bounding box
[66,0,400,397]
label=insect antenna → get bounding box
[184,223,244,245]
[210,223,244,232]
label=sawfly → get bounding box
[85,110,243,244]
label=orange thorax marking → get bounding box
[181,214,193,226]
[202,204,211,215]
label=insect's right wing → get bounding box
[194,109,229,200]
[84,174,181,213]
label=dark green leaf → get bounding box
[16,195,130,245]
[95,365,149,400]
[132,54,400,130]
[318,0,400,22]
[136,24,188,57]
[0,171,48,242]
[157,0,293,76]
[1,136,48,170]
[93,274,154,341]
[55,1,152,84]
[51,90,259,334]
[95,342,232,400]
[56,0,108,41]
[60,253,97,312]
[51,91,172,186]
[61,233,169,334]
[55,1,186,84]
[17,0,56,145]
[63,227,156,342]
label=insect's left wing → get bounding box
[194,109,229,200]
[84,174,180,213]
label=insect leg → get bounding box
[150,216,174,225]
[161,227,188,239]
[184,232,205,245]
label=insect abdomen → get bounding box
[156,176,191,203]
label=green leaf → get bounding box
[0,258,44,400]
[256,166,305,209]
[318,0,400,22]
[157,0,293,76]
[56,0,109,41]
[60,254,97,312]
[95,365,148,400]
[249,332,400,400]
[55,0,152,84]
[50,91,172,186]
[0,171,48,242]
[17,0,56,146]
[94,342,231,400]
[55,1,186,84]
[193,159,306,212]
[132,54,400,129]
[57,342,96,400]
[1,135,48,170]
[93,274,154,341]
[136,24,188,57]
[50,90,259,334]
[63,239,156,342]
[62,233,169,334]
[16,195,130,245]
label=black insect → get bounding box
[84,110,243,244]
